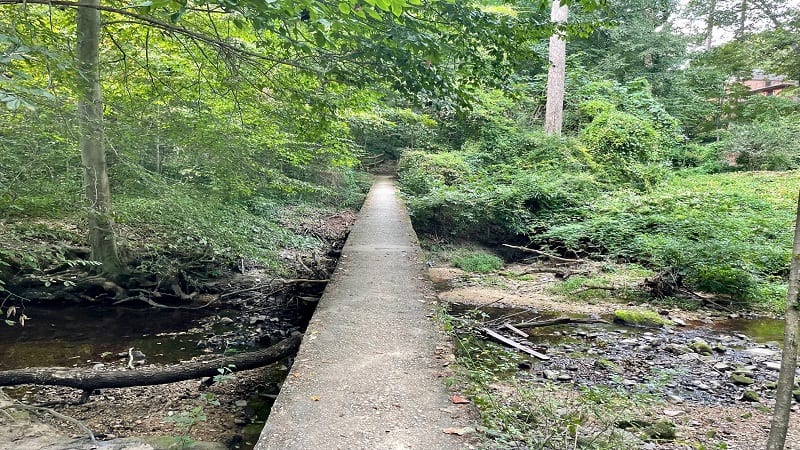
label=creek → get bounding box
[450,303,790,407]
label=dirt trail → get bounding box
[256,176,467,450]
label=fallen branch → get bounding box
[0,334,302,395]
[0,401,97,445]
[501,244,583,264]
[510,317,609,328]
[481,328,550,360]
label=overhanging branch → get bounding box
[0,0,317,74]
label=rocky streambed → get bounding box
[452,303,792,408]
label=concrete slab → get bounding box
[256,176,465,450]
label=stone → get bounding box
[642,420,676,442]
[713,362,731,371]
[671,318,687,327]
[219,317,235,325]
[730,374,754,385]
[234,400,249,407]
[744,347,778,358]
[557,374,573,382]
[690,340,713,355]
[665,343,691,355]
[543,370,559,380]
[741,390,760,402]
[765,361,782,371]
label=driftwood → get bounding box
[502,323,529,338]
[501,244,583,264]
[481,328,550,360]
[0,334,302,398]
[510,317,609,328]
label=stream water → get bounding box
[0,304,224,370]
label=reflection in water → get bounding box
[0,304,214,369]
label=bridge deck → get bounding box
[256,176,466,450]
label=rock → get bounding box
[690,340,713,355]
[234,400,249,407]
[662,409,683,417]
[793,389,800,402]
[713,362,731,371]
[730,374,754,385]
[665,343,691,355]
[765,361,782,371]
[543,370,559,380]
[642,420,676,442]
[595,359,623,374]
[219,317,235,325]
[741,390,760,402]
[557,374,573,382]
[744,347,778,358]
[766,382,778,389]
[671,318,687,327]
[667,394,684,404]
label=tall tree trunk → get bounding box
[77,0,124,276]
[736,0,748,39]
[544,0,568,136]
[705,0,717,50]
[766,190,800,450]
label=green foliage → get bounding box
[451,251,503,273]
[543,171,799,307]
[724,116,800,171]
[347,106,440,160]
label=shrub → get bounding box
[542,171,798,307]
[451,251,504,273]
[724,116,800,171]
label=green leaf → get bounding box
[4,320,14,326]
[338,2,351,14]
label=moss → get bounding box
[730,374,754,385]
[742,390,760,402]
[613,309,672,327]
[642,420,676,442]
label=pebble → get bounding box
[235,399,249,407]
[765,361,782,371]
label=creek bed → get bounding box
[448,302,792,407]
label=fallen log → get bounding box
[0,333,302,398]
[510,317,609,328]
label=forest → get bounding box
[2,0,800,448]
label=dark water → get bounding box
[0,304,218,369]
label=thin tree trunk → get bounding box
[766,190,800,450]
[77,0,124,276]
[544,0,568,135]
[705,0,716,50]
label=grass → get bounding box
[449,250,504,273]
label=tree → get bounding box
[544,0,568,135]
[766,191,800,450]
[76,0,124,276]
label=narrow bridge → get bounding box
[255,176,468,449]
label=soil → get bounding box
[429,261,800,449]
[0,210,357,450]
